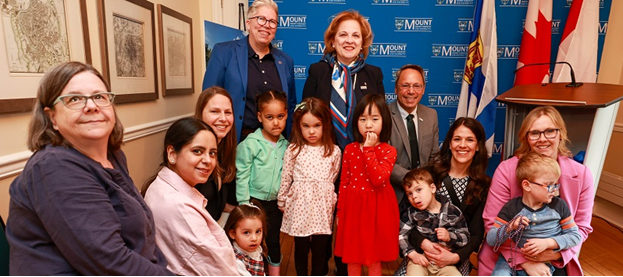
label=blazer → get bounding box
[478,155,594,276]
[388,101,439,204]
[302,61,385,109]
[202,36,297,142]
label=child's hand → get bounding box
[522,238,557,256]
[507,215,529,233]
[363,132,378,148]
[407,251,430,267]
[435,228,450,242]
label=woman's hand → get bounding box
[523,249,562,263]
[407,251,430,267]
[520,261,552,276]
[423,243,460,268]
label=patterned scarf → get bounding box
[321,53,366,149]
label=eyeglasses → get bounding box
[527,180,561,193]
[399,83,425,92]
[526,128,559,141]
[249,16,278,29]
[52,92,116,110]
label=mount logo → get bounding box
[394,18,432,32]
[279,15,307,29]
[369,43,407,57]
[308,41,326,55]
[432,44,468,58]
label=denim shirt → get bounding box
[7,145,172,275]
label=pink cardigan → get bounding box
[478,156,594,276]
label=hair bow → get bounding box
[295,102,306,111]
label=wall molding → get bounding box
[615,122,623,133]
[0,114,191,180]
[596,170,623,208]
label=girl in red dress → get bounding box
[335,94,400,275]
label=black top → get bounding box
[196,178,238,221]
[243,42,283,134]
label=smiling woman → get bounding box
[6,61,171,275]
[143,117,238,275]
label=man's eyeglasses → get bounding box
[399,84,425,92]
[249,16,278,29]
[527,180,560,193]
[526,128,560,141]
[52,92,116,110]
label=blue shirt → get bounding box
[7,145,172,275]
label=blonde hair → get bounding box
[514,106,572,158]
[248,0,278,18]
[516,151,561,187]
[323,10,373,59]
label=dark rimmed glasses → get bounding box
[249,16,278,28]
[52,92,116,110]
[526,128,560,141]
[527,180,560,193]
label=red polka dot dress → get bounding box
[334,142,400,265]
[277,144,342,236]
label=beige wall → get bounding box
[0,0,214,221]
[598,0,623,173]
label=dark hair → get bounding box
[323,10,373,59]
[394,64,426,89]
[224,199,268,255]
[402,168,434,189]
[256,90,287,113]
[141,118,219,195]
[352,94,392,143]
[426,117,490,205]
[289,97,336,158]
[28,61,124,151]
[194,86,237,183]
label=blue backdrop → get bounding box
[215,0,612,175]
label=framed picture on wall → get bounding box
[157,4,194,97]
[97,0,158,104]
[0,0,91,114]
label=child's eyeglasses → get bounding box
[527,180,560,193]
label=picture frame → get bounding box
[0,0,91,114]
[157,4,194,96]
[97,0,158,104]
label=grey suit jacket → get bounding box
[388,101,439,204]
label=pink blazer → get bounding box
[478,156,594,276]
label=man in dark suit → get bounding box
[389,64,439,215]
[202,0,296,142]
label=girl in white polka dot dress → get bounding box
[334,94,400,276]
[277,97,341,276]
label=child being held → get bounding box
[224,201,268,276]
[486,152,582,276]
[399,168,470,276]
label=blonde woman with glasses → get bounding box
[479,105,594,276]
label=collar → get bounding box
[158,166,208,208]
[247,39,274,58]
[397,102,418,120]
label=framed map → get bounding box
[98,0,158,104]
[0,0,90,114]
[157,4,194,97]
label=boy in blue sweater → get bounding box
[486,152,582,276]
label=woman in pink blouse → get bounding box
[479,106,594,276]
[144,118,239,276]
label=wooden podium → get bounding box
[496,82,623,192]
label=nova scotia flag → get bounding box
[456,0,498,157]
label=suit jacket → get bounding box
[202,36,297,142]
[302,61,385,111]
[388,101,439,204]
[478,156,594,276]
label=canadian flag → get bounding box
[552,0,599,83]
[514,0,553,86]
